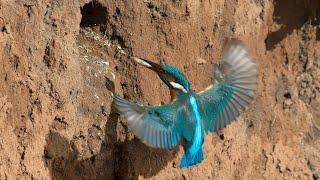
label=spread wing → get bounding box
[198,39,257,132]
[113,95,194,148]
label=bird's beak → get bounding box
[131,56,164,75]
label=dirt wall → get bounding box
[0,0,319,179]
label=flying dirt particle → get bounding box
[94,35,100,41]
[283,99,293,109]
[82,55,89,61]
[101,61,109,67]
[110,72,116,80]
[196,57,206,65]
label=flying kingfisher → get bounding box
[113,39,257,168]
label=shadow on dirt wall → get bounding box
[265,0,320,50]
[44,81,178,179]
[44,2,178,179]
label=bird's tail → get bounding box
[179,148,204,168]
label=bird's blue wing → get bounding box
[198,39,257,132]
[113,95,194,148]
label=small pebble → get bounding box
[284,99,293,107]
[196,58,206,65]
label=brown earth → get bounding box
[0,0,319,179]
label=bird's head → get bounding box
[131,56,190,99]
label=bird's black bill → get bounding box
[131,56,164,75]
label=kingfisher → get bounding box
[113,39,257,168]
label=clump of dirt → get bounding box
[0,0,319,179]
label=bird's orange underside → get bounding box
[170,89,177,101]
[161,74,177,101]
[179,138,186,148]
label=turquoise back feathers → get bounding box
[113,39,257,168]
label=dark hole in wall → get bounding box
[79,1,125,48]
[80,1,108,28]
[308,0,320,41]
[284,92,291,99]
[219,134,225,140]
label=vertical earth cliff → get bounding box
[0,0,319,179]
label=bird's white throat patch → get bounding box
[169,81,187,93]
